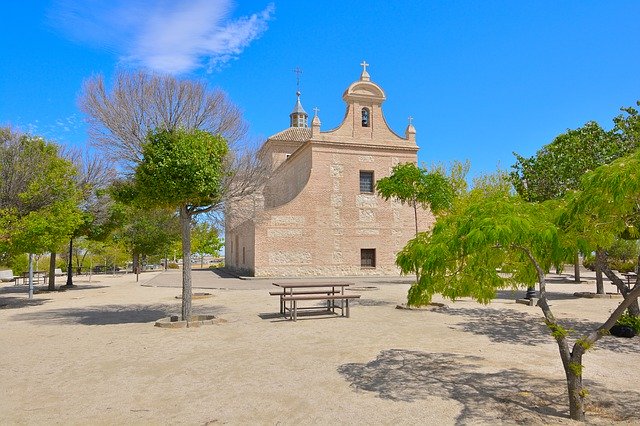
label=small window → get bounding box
[360,171,374,193]
[361,249,376,268]
[362,107,370,127]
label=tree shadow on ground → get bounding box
[352,298,395,307]
[493,289,580,301]
[437,307,639,354]
[202,268,238,279]
[338,349,640,425]
[8,303,227,325]
[0,296,50,309]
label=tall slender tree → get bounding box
[114,129,228,320]
[376,162,454,236]
[0,128,83,293]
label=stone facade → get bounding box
[225,64,434,277]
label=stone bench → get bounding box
[0,270,18,282]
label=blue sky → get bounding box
[2,1,639,179]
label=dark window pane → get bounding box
[360,171,374,193]
[361,249,376,267]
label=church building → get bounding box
[225,63,434,277]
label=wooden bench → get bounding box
[280,294,361,321]
[269,290,344,314]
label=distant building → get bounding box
[225,63,433,277]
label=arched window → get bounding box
[361,107,370,127]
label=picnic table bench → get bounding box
[271,282,361,321]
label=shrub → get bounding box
[616,311,640,333]
[167,262,179,269]
[609,259,636,273]
[582,255,636,273]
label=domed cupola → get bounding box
[290,91,308,128]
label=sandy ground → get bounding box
[0,269,638,425]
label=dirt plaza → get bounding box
[1,269,638,425]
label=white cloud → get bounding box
[49,0,274,74]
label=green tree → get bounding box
[113,204,179,277]
[115,128,228,320]
[376,162,455,236]
[0,128,83,293]
[191,221,223,268]
[511,104,640,287]
[564,148,640,316]
[59,150,116,289]
[397,184,640,421]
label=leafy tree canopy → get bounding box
[564,148,640,250]
[376,162,454,214]
[115,128,229,214]
[191,221,223,258]
[511,101,640,202]
[0,128,83,256]
[398,188,570,306]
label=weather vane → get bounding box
[293,66,303,92]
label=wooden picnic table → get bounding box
[622,272,637,291]
[271,281,359,321]
[17,271,47,285]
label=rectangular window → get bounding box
[360,171,374,193]
[361,249,376,268]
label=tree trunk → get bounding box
[595,248,605,294]
[600,254,640,316]
[566,353,586,421]
[133,251,140,282]
[48,252,56,291]
[413,201,418,237]
[64,238,74,287]
[574,251,581,283]
[132,252,140,274]
[28,253,34,299]
[180,205,192,321]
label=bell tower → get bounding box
[289,67,308,128]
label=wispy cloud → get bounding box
[49,0,274,74]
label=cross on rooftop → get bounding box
[360,61,369,72]
[293,67,303,90]
[408,116,413,125]
[313,107,320,116]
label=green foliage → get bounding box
[398,185,571,306]
[0,129,83,256]
[111,204,179,259]
[568,362,584,376]
[564,149,640,252]
[511,114,637,202]
[429,159,470,197]
[545,321,570,340]
[376,162,455,215]
[191,221,222,257]
[607,238,639,262]
[576,337,594,351]
[616,311,640,333]
[167,262,179,269]
[129,129,229,210]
